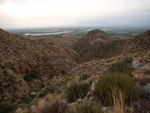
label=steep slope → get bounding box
[134,30,150,39]
[131,30,150,52]
[73,30,150,62]
[73,30,113,61]
[11,30,150,113]
[0,28,80,104]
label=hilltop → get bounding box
[73,30,150,62]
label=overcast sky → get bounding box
[0,0,150,29]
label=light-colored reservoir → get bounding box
[25,31,74,36]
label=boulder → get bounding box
[144,83,150,95]
[102,106,113,113]
[132,64,150,78]
[123,57,133,63]
[91,80,97,91]
[30,92,37,97]
[61,99,67,104]
[132,60,146,69]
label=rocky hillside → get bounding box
[0,28,80,104]
[73,30,150,62]
[1,29,150,113]
[15,52,150,113]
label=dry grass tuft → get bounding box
[112,89,126,113]
[106,89,133,113]
[94,72,140,104]
[36,94,67,113]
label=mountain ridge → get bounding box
[73,29,150,62]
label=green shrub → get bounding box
[65,82,90,102]
[28,70,39,79]
[36,82,45,89]
[31,89,39,92]
[94,72,140,104]
[21,96,33,104]
[66,99,103,113]
[0,63,5,69]
[2,70,8,76]
[109,62,133,75]
[39,87,55,98]
[61,70,66,75]
[23,70,39,82]
[0,104,17,113]
[23,75,32,82]
[80,74,90,80]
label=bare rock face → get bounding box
[0,28,81,104]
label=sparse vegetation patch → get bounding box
[0,104,17,113]
[80,74,90,80]
[23,70,39,82]
[66,99,103,113]
[39,86,55,98]
[65,82,90,102]
[109,62,133,75]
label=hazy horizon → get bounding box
[0,0,150,29]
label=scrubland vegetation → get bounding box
[1,29,150,113]
[65,82,90,102]
[17,61,142,113]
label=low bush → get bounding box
[0,63,5,69]
[21,96,33,104]
[80,74,90,80]
[31,89,39,92]
[109,62,133,75]
[2,70,8,76]
[94,72,140,104]
[61,70,66,75]
[38,94,67,113]
[23,70,39,82]
[0,104,17,113]
[65,82,90,102]
[36,82,45,89]
[39,101,67,113]
[66,99,103,113]
[9,65,16,71]
[38,96,103,113]
[39,87,55,98]
[23,75,32,82]
[27,70,39,78]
